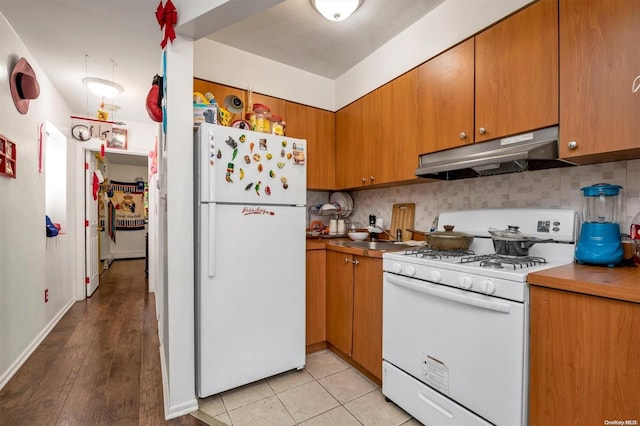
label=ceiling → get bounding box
[0,0,443,164]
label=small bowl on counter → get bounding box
[347,231,369,241]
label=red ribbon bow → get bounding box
[156,0,177,49]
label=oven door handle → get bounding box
[386,275,511,314]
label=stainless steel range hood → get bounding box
[415,126,576,180]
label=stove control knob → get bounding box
[480,279,496,295]
[429,270,442,282]
[404,265,416,277]
[459,275,473,289]
[392,263,402,274]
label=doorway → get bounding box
[82,150,149,298]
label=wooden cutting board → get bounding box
[390,203,415,241]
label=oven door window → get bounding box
[383,272,526,426]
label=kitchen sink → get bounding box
[339,241,411,251]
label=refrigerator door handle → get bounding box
[208,204,216,277]
[208,129,216,202]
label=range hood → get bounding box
[415,126,576,180]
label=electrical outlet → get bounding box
[44,289,48,303]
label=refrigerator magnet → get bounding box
[225,136,237,149]
[293,143,305,165]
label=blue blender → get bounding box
[575,183,623,267]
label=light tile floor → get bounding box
[192,350,423,426]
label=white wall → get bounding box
[194,38,335,111]
[0,12,76,388]
[162,34,198,419]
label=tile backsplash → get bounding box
[308,159,640,235]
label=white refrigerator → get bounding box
[194,123,306,398]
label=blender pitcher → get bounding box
[575,183,623,266]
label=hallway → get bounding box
[0,259,204,425]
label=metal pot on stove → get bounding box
[488,226,554,256]
[409,225,474,250]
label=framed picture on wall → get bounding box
[107,128,128,150]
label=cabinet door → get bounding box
[352,256,383,381]
[193,79,285,124]
[475,0,558,141]
[418,38,475,154]
[335,97,370,189]
[194,79,246,122]
[251,93,286,122]
[286,103,336,190]
[529,286,640,425]
[559,0,640,162]
[369,70,420,185]
[306,249,326,347]
[326,250,354,355]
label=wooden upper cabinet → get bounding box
[335,97,371,189]
[286,103,335,190]
[193,78,285,124]
[251,93,286,122]
[418,38,475,154]
[475,0,559,142]
[193,79,245,123]
[369,70,420,185]
[559,0,640,163]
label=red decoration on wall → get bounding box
[156,0,178,49]
[92,172,100,200]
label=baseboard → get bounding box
[306,341,327,354]
[166,399,199,420]
[0,297,75,390]
[114,251,145,259]
[327,343,382,387]
[160,343,199,420]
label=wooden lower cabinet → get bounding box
[529,286,640,425]
[326,250,383,381]
[326,250,354,356]
[306,249,326,350]
[351,256,383,381]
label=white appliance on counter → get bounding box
[382,208,578,426]
[194,123,307,398]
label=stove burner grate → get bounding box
[403,247,475,259]
[460,254,547,269]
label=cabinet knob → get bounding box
[567,140,577,150]
[361,177,366,184]
[460,132,467,139]
[370,176,375,182]
[478,127,486,135]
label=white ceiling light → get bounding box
[83,77,123,98]
[311,0,363,22]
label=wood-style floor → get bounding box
[0,259,206,426]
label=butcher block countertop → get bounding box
[528,262,640,303]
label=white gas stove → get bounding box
[382,209,577,426]
[384,208,577,301]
